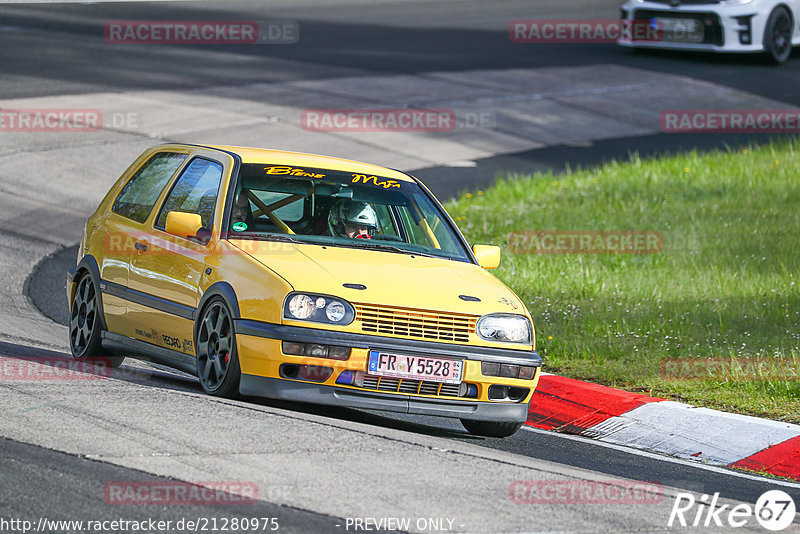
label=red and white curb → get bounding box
[527,374,800,481]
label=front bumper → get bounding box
[234,319,541,423]
[239,375,531,422]
[618,1,770,52]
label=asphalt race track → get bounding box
[1,1,800,533]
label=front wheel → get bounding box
[196,297,241,398]
[763,7,793,64]
[461,419,524,438]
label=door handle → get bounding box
[135,242,148,252]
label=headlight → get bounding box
[288,294,315,319]
[283,293,355,325]
[476,314,532,344]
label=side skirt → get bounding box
[101,331,197,376]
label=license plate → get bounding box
[653,17,704,43]
[367,350,463,384]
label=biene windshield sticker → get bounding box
[351,174,401,189]
[232,221,248,232]
[263,166,326,178]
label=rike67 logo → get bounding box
[669,490,796,531]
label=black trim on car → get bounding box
[101,331,197,375]
[197,281,240,319]
[100,279,195,321]
[234,319,542,366]
[239,374,530,422]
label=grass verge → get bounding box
[445,139,800,424]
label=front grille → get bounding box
[357,375,463,397]
[355,303,477,343]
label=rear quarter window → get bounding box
[111,152,187,223]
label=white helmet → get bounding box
[328,200,378,238]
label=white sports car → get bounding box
[619,0,799,63]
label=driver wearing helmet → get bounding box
[328,199,378,239]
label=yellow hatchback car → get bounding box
[67,144,542,437]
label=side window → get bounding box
[397,196,460,252]
[397,206,429,245]
[112,152,187,223]
[156,158,224,230]
[372,204,400,238]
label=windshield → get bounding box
[226,164,471,262]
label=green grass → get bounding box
[445,140,800,423]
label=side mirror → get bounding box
[472,244,501,269]
[165,211,205,242]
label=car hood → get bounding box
[227,239,527,316]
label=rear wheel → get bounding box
[69,273,124,367]
[461,419,524,438]
[196,298,241,398]
[763,7,793,64]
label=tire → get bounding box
[196,297,241,398]
[69,273,124,368]
[763,7,793,64]
[461,419,524,438]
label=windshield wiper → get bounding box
[231,233,305,244]
[231,233,443,258]
[336,241,439,258]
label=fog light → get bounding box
[354,371,365,387]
